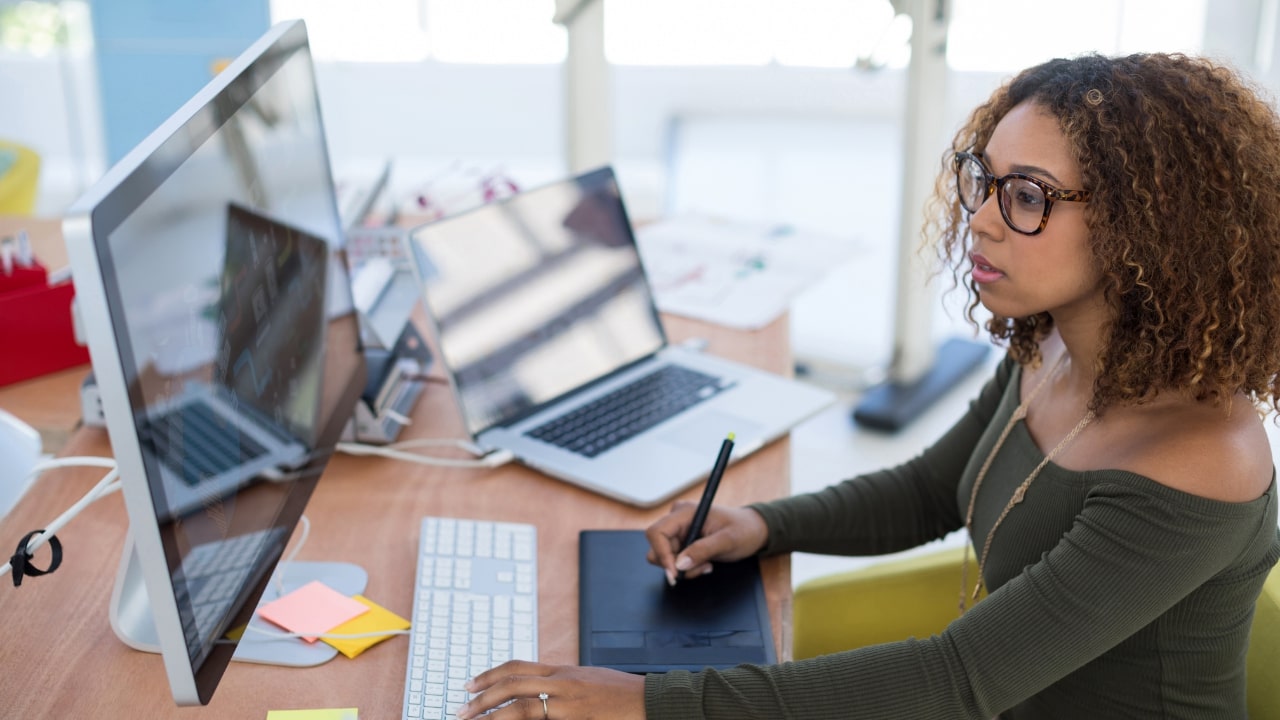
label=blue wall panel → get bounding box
[91,0,270,164]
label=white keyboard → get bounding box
[401,517,538,720]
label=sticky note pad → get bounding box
[322,595,411,659]
[256,580,370,643]
[266,709,358,720]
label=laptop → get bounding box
[138,204,329,519]
[407,166,835,506]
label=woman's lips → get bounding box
[970,252,1005,283]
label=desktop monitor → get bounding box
[62,20,367,706]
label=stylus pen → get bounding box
[677,432,735,581]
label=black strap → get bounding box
[10,529,62,587]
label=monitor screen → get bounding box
[63,20,366,705]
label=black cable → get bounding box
[10,529,62,587]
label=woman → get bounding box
[458,53,1280,719]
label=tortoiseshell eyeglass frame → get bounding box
[953,151,1091,236]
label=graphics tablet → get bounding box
[578,529,776,673]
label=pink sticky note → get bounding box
[257,580,370,643]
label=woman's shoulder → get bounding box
[1100,395,1273,503]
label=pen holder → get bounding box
[0,261,90,387]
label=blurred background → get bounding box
[3,0,1278,582]
[0,0,1268,374]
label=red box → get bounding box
[0,260,90,386]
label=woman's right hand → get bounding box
[645,501,770,585]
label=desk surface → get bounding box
[0,305,796,717]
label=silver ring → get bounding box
[539,691,549,720]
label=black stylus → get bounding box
[676,432,735,581]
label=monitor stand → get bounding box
[109,533,368,667]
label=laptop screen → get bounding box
[410,167,666,436]
[217,204,330,443]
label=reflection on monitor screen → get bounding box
[63,20,366,706]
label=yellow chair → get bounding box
[793,547,973,659]
[0,140,40,215]
[792,547,1280,719]
[1248,565,1280,718]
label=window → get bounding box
[269,0,1207,69]
[605,0,908,68]
[271,0,431,62]
[947,0,1207,72]
[606,0,1206,71]
[269,0,565,63]
[0,0,90,55]
[427,0,565,64]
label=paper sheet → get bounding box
[321,594,411,659]
[256,580,370,643]
[635,216,859,330]
[266,709,358,719]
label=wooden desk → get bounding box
[0,311,796,718]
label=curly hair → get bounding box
[927,53,1280,416]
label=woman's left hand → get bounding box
[457,660,646,720]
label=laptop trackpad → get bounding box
[660,411,763,454]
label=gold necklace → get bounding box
[959,355,1095,615]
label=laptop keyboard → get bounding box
[175,526,285,661]
[144,402,269,486]
[402,517,537,720]
[525,365,728,458]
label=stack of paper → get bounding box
[635,216,860,330]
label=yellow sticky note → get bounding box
[321,595,410,659]
[266,709,357,720]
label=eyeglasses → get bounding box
[953,151,1090,235]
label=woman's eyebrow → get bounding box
[982,151,1065,185]
[1010,163,1063,185]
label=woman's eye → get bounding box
[1011,185,1044,209]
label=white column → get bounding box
[888,0,950,383]
[554,0,612,173]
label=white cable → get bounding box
[382,408,412,426]
[244,625,411,642]
[242,514,408,643]
[335,441,514,469]
[273,514,311,595]
[385,437,474,451]
[2,457,119,581]
[387,436,488,456]
[25,469,121,557]
[29,456,118,473]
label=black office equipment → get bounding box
[853,337,991,432]
[578,529,775,673]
